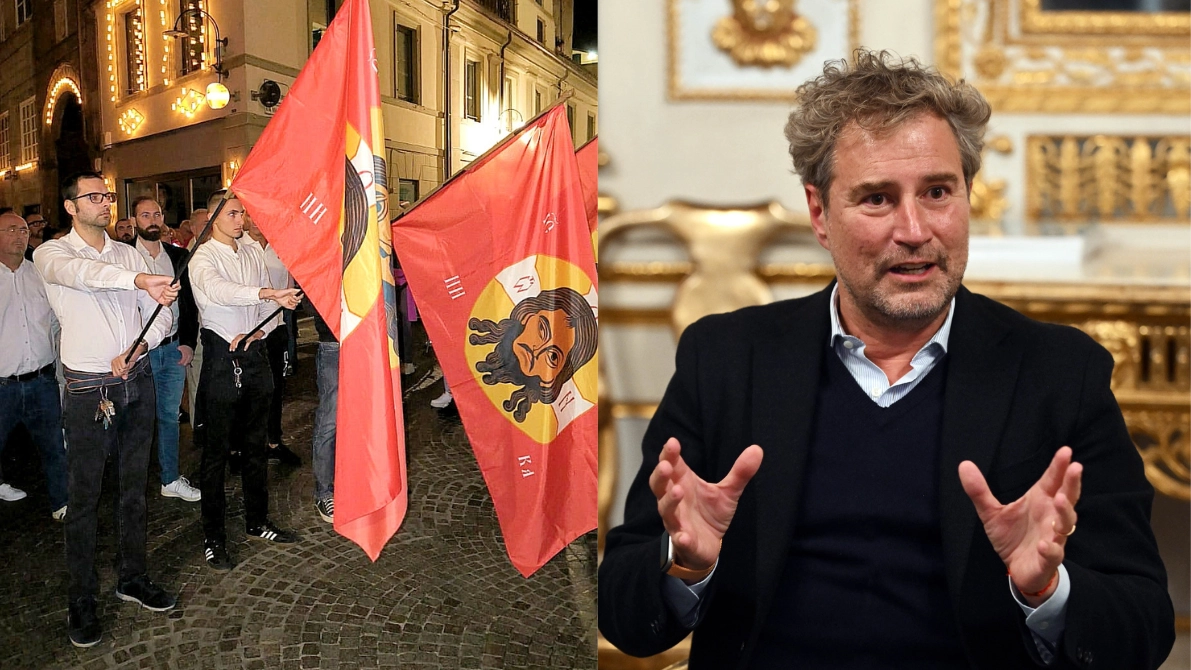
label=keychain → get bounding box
[232,359,243,389]
[94,387,115,429]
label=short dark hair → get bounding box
[130,195,159,217]
[207,189,235,211]
[61,171,106,202]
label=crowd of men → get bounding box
[0,172,343,648]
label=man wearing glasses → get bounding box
[33,172,181,648]
[131,195,201,503]
[0,211,69,517]
[23,213,46,260]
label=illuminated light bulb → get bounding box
[205,82,230,109]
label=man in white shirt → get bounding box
[34,171,181,648]
[189,190,302,571]
[131,195,201,503]
[0,211,68,516]
[243,214,302,466]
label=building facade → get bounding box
[0,0,105,225]
[83,0,595,226]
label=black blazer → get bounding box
[599,284,1173,669]
[161,242,199,350]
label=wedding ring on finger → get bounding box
[1052,519,1076,536]
[1065,524,1076,536]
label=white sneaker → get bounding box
[161,477,201,502]
[0,483,26,501]
[430,391,453,409]
[52,505,67,521]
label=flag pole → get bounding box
[124,193,231,363]
[232,303,293,352]
[391,90,576,224]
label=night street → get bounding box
[0,320,597,669]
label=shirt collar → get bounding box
[828,283,955,354]
[64,227,116,255]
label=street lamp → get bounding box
[164,8,230,110]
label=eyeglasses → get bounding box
[0,226,30,235]
[26,219,45,227]
[70,192,117,204]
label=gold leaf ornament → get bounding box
[712,0,818,68]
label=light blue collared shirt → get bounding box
[662,286,1069,662]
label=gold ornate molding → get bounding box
[1020,0,1190,37]
[711,0,818,68]
[934,0,1191,113]
[1026,135,1191,223]
[667,0,860,102]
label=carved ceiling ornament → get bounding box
[712,0,818,68]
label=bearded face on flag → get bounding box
[468,286,597,423]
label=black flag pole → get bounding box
[124,193,232,364]
[231,301,301,353]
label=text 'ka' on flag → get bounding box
[231,0,406,561]
[393,105,598,577]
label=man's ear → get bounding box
[63,199,76,219]
[806,185,830,251]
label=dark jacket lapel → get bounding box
[938,286,1023,598]
[749,284,832,625]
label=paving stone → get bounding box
[0,322,596,668]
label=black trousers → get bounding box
[61,361,155,601]
[198,329,272,543]
[264,325,288,444]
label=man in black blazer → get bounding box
[598,50,1173,669]
[132,195,201,502]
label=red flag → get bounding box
[231,0,406,560]
[393,106,597,577]
[576,137,599,235]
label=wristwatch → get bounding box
[660,533,716,582]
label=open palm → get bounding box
[959,446,1083,597]
[649,438,763,571]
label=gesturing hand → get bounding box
[958,446,1083,605]
[650,437,764,574]
[135,273,179,306]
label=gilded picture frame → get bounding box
[934,0,1191,113]
[667,0,860,101]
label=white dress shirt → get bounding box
[188,237,277,343]
[135,237,179,339]
[0,258,58,377]
[33,229,172,374]
[243,237,290,331]
[663,285,1070,663]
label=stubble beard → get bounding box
[838,249,965,329]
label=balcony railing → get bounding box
[473,0,514,23]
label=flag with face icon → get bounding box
[392,105,598,577]
[231,0,406,561]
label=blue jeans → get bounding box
[0,372,68,510]
[149,341,186,485]
[312,342,338,501]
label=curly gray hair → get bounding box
[784,49,991,207]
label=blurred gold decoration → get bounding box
[934,0,1190,113]
[969,134,1012,229]
[711,0,817,68]
[1027,135,1191,222]
[599,201,812,336]
[1125,409,1191,501]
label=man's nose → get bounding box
[891,200,932,247]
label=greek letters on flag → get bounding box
[231,0,406,560]
[393,106,598,577]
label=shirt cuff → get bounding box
[1009,564,1070,664]
[661,561,718,629]
[117,269,141,291]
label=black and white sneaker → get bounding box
[204,540,235,572]
[315,498,334,524]
[246,520,299,544]
[67,596,100,648]
[115,575,176,612]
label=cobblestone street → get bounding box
[0,321,597,669]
